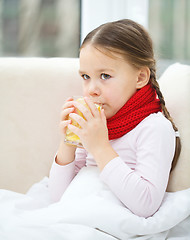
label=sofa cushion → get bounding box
[0,58,82,193]
[159,63,190,191]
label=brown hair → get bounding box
[80,19,181,170]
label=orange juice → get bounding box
[64,97,101,147]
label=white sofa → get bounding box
[0,58,189,193]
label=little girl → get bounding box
[49,19,181,218]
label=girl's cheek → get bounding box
[82,86,88,96]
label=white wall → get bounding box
[81,0,149,43]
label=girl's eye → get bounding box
[82,74,90,80]
[101,73,111,80]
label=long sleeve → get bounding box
[100,113,176,218]
[49,148,87,202]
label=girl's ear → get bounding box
[136,67,150,89]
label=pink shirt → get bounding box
[49,112,175,218]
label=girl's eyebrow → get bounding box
[79,68,115,74]
[97,68,115,73]
[79,70,85,74]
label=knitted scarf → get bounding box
[107,83,161,140]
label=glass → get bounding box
[64,97,102,147]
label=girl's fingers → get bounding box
[62,101,74,110]
[84,97,101,118]
[65,97,73,102]
[61,97,102,129]
[59,119,71,134]
[71,101,93,121]
[60,107,74,120]
[67,124,80,138]
[71,98,101,121]
[69,113,87,128]
[101,109,107,126]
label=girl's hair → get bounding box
[80,19,181,170]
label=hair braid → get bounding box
[150,69,177,131]
[150,69,181,170]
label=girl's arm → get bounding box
[48,140,76,202]
[49,144,86,202]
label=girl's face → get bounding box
[79,44,140,119]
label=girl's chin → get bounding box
[105,111,115,119]
[102,105,117,119]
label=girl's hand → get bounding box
[67,97,109,156]
[56,97,77,166]
[59,97,75,140]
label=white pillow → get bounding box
[159,63,190,191]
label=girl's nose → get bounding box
[88,81,101,96]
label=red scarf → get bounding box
[107,84,161,140]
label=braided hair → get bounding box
[149,68,181,170]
